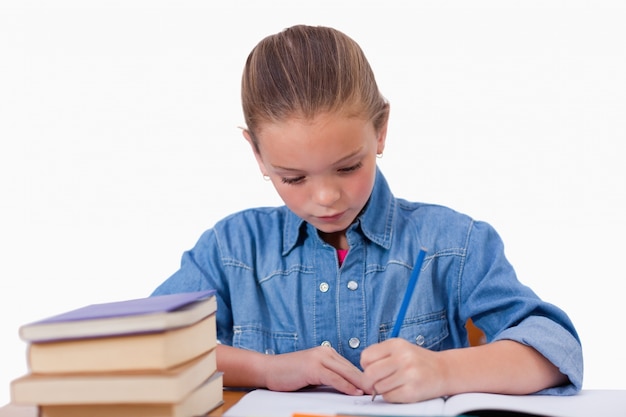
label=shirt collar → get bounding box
[282,167,395,255]
[357,167,395,250]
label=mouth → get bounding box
[316,211,346,223]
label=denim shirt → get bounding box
[152,168,583,395]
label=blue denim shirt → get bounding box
[152,168,583,395]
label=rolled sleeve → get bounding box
[461,220,583,395]
[493,315,583,395]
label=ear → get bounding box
[242,129,269,177]
[375,115,389,156]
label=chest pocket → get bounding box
[379,310,449,350]
[233,324,299,354]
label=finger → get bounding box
[360,344,386,368]
[360,339,397,368]
[366,356,398,397]
[376,372,405,398]
[328,355,367,387]
[316,349,367,393]
[317,365,365,396]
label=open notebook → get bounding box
[223,388,626,417]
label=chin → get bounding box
[312,221,352,234]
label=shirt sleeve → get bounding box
[151,228,219,295]
[459,220,583,395]
[151,228,235,346]
[494,316,584,395]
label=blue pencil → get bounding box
[390,247,428,338]
[372,247,428,401]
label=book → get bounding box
[39,372,224,417]
[11,348,216,405]
[27,313,216,373]
[19,290,216,342]
[223,388,626,417]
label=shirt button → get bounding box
[348,337,361,349]
[415,334,425,346]
[319,282,329,293]
[321,341,332,348]
[347,280,358,290]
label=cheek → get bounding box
[350,166,378,203]
[273,184,305,210]
[352,176,375,204]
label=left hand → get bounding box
[360,338,446,403]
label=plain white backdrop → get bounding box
[1,0,625,406]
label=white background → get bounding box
[1,0,625,406]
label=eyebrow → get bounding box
[271,147,364,172]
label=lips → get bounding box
[317,211,346,222]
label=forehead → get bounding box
[255,113,377,169]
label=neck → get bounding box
[318,230,348,250]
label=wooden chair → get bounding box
[466,318,486,346]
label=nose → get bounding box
[312,178,341,207]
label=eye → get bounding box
[338,162,363,173]
[281,175,306,185]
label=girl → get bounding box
[152,25,582,403]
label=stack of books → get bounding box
[10,290,222,417]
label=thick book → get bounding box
[11,348,216,405]
[39,372,224,417]
[27,313,216,373]
[224,388,626,417]
[19,290,216,342]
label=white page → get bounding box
[223,389,444,417]
[225,389,626,417]
[443,390,626,417]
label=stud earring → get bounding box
[263,175,270,181]
[376,153,383,159]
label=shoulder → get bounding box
[188,206,294,264]
[396,198,474,230]
[393,198,500,248]
[212,205,291,235]
[217,205,290,223]
[189,206,290,245]
[397,199,470,220]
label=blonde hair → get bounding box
[241,25,389,152]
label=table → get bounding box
[208,389,249,416]
[0,389,247,417]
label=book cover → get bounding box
[39,372,224,417]
[27,313,216,373]
[19,290,216,342]
[11,348,216,405]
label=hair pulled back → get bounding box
[242,25,389,151]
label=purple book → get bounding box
[19,290,217,342]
